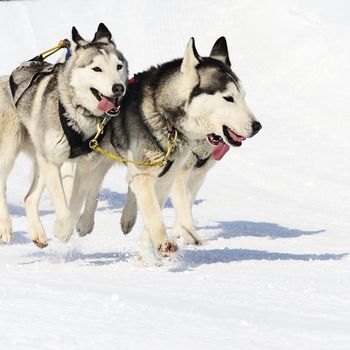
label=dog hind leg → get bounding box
[24,159,48,248]
[0,108,21,244]
[0,147,18,244]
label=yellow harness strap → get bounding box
[39,39,71,60]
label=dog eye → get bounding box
[223,96,234,103]
[117,64,123,70]
[92,67,102,72]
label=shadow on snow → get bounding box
[171,248,348,272]
[201,220,325,240]
[21,249,136,266]
[96,188,203,211]
[9,204,54,217]
[96,188,127,211]
[7,193,347,269]
[10,231,32,245]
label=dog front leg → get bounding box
[76,159,113,237]
[171,169,202,245]
[60,162,74,204]
[36,155,73,243]
[68,161,96,236]
[138,228,165,266]
[129,174,178,258]
[172,159,215,244]
[120,186,137,234]
[186,161,214,204]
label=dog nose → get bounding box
[112,84,125,97]
[251,121,262,136]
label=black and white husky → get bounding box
[77,37,261,264]
[0,23,128,247]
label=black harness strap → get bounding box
[158,152,210,178]
[158,160,174,178]
[58,101,108,159]
[193,152,211,168]
[9,75,18,98]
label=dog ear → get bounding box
[210,37,231,66]
[71,26,89,47]
[181,38,201,76]
[92,23,114,44]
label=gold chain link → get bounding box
[89,121,177,167]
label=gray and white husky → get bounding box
[77,37,261,264]
[0,23,128,246]
[118,38,263,244]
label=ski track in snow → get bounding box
[0,0,350,349]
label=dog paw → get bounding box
[76,214,94,237]
[183,234,203,246]
[30,224,48,249]
[173,225,202,245]
[32,238,48,249]
[120,209,137,235]
[139,232,163,266]
[0,219,13,244]
[139,254,163,267]
[173,225,183,239]
[53,218,74,243]
[157,240,178,257]
[31,232,48,249]
[120,216,136,235]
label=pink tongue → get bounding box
[226,128,246,142]
[97,97,116,113]
[211,140,230,160]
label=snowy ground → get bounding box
[1,0,350,349]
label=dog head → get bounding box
[67,23,128,116]
[180,37,261,158]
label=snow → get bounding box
[1,0,350,349]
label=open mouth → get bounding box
[222,125,246,146]
[90,88,120,116]
[207,126,246,161]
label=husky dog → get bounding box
[119,40,249,242]
[0,23,128,246]
[76,37,261,264]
